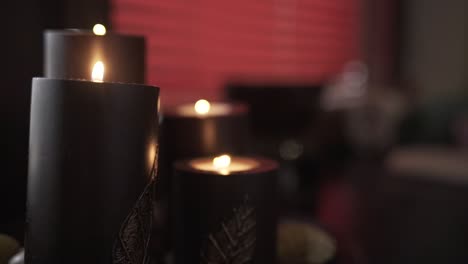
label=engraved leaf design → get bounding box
[201,197,256,264]
[112,145,159,264]
[112,179,154,264]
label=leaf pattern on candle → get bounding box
[201,196,256,264]
[112,179,154,264]
[112,145,159,264]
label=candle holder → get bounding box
[44,29,145,83]
[26,77,159,263]
[172,155,278,264]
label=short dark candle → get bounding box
[26,77,159,263]
[173,155,278,264]
[44,29,145,83]
[161,100,249,161]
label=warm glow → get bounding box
[190,156,259,175]
[92,61,105,82]
[93,24,107,36]
[157,97,161,113]
[213,154,231,171]
[194,99,211,115]
[147,143,157,176]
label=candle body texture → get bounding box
[26,78,159,263]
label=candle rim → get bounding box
[32,77,160,92]
[174,155,278,176]
[44,29,145,40]
[163,101,248,118]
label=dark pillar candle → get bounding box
[161,102,249,160]
[44,30,146,83]
[173,156,278,264]
[26,78,159,263]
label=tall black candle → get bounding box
[173,155,278,264]
[26,77,159,263]
[44,29,145,83]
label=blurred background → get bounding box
[1,0,468,263]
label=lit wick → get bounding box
[93,24,107,36]
[92,61,105,82]
[194,99,211,115]
[213,154,231,175]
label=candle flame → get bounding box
[92,61,105,82]
[213,154,231,172]
[93,24,106,36]
[194,99,211,115]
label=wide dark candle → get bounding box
[26,78,159,263]
[173,155,278,264]
[44,29,145,83]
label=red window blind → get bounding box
[111,0,361,106]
